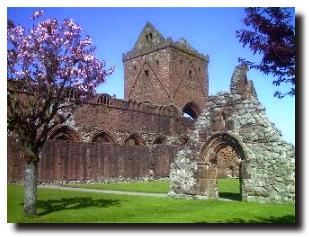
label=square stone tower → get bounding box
[122,22,209,116]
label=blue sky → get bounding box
[8,7,295,144]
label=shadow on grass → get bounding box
[219,192,241,201]
[31,197,120,216]
[195,214,295,224]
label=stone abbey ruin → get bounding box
[8,23,295,204]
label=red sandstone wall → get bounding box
[124,46,208,111]
[152,145,177,177]
[216,146,240,178]
[8,137,177,183]
[74,103,172,135]
[7,136,26,182]
[124,49,172,105]
[169,49,208,110]
[72,100,189,144]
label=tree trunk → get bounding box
[24,160,38,216]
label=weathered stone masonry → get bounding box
[7,97,188,183]
[8,22,205,183]
[169,65,295,204]
[8,23,295,204]
[123,22,209,111]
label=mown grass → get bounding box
[66,179,169,193]
[218,178,241,200]
[66,178,241,200]
[7,184,295,223]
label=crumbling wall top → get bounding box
[230,64,257,99]
[122,22,209,62]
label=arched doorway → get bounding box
[198,133,246,200]
[182,101,201,120]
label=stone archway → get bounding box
[91,131,116,144]
[124,133,146,146]
[197,133,246,200]
[182,101,201,120]
[49,126,81,142]
[169,65,294,204]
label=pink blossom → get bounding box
[31,10,44,20]
[8,11,114,101]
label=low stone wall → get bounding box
[7,137,177,184]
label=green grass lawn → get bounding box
[66,179,169,193]
[66,179,242,200]
[7,183,295,223]
[65,178,239,195]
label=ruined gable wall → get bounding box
[169,66,295,204]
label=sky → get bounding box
[7,7,295,145]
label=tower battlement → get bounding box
[122,23,209,62]
[123,22,209,115]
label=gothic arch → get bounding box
[48,126,81,142]
[182,101,201,120]
[199,132,246,163]
[124,133,146,146]
[197,132,246,200]
[91,131,116,144]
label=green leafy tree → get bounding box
[236,7,295,98]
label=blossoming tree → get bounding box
[7,10,114,216]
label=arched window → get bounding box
[182,101,201,120]
[153,136,166,145]
[144,70,149,77]
[49,126,81,142]
[188,70,192,78]
[91,131,116,144]
[124,134,145,146]
[145,32,153,43]
[97,94,111,105]
[64,88,76,99]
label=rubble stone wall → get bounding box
[7,21,295,205]
[169,65,295,204]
